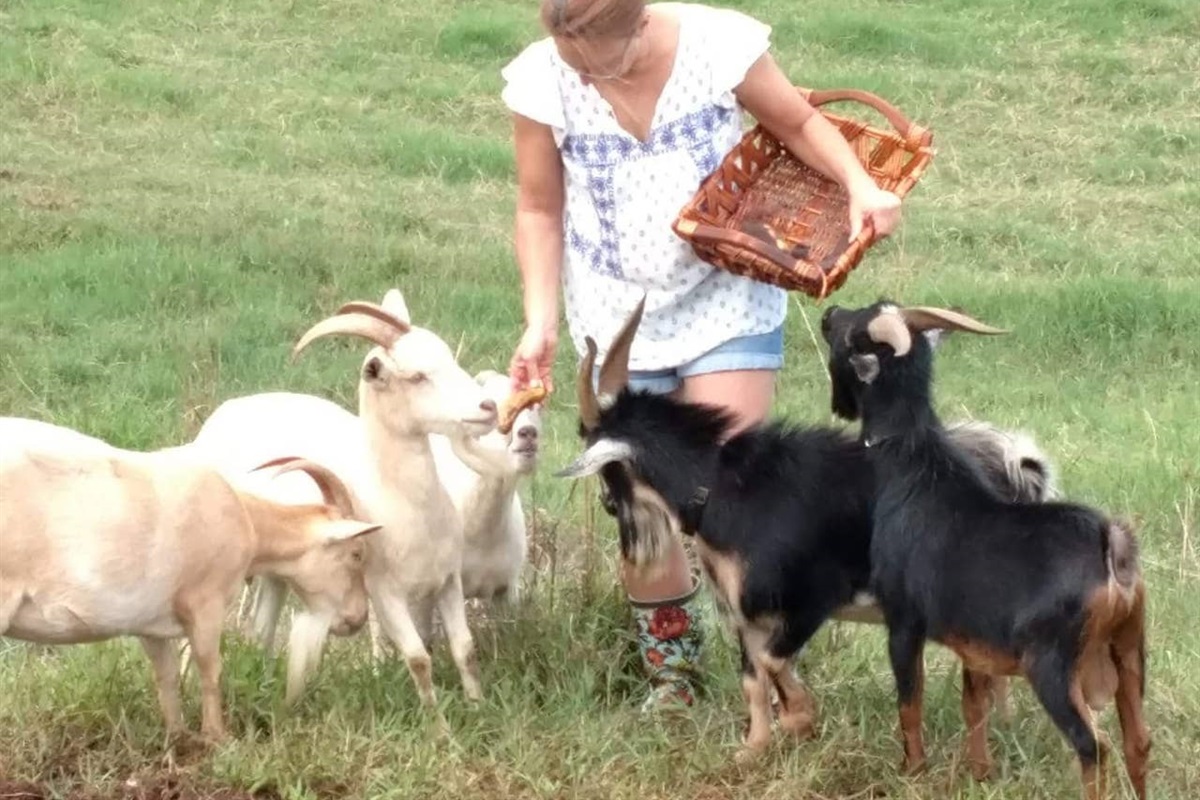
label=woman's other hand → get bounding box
[848,183,902,242]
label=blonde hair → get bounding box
[540,0,646,38]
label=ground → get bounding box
[1,0,1198,798]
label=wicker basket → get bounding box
[672,88,936,300]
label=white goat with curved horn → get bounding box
[187,289,496,709]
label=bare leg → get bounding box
[140,637,185,737]
[436,573,482,703]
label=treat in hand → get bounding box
[498,380,548,434]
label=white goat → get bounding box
[360,369,542,656]
[186,289,496,709]
[0,417,380,741]
[430,368,541,605]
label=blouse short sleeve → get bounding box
[703,6,772,103]
[500,39,567,132]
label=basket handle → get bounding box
[799,87,933,148]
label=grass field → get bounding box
[1,0,1198,797]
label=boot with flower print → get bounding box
[630,585,704,712]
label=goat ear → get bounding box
[554,438,634,479]
[380,289,412,326]
[922,328,947,349]
[317,519,382,544]
[850,353,880,384]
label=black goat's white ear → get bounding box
[554,438,635,479]
[850,353,880,384]
[923,328,947,349]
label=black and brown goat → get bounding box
[556,296,1059,760]
[821,300,1149,799]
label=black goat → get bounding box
[820,300,1148,799]
[556,296,1058,759]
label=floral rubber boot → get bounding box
[630,585,704,712]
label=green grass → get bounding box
[1,0,1198,797]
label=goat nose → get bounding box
[479,399,497,415]
[517,425,538,441]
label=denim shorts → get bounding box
[592,324,784,396]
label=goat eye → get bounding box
[407,371,427,384]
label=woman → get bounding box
[502,0,902,711]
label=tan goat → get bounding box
[0,417,381,742]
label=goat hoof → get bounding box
[969,760,994,782]
[200,727,231,747]
[734,744,766,765]
[778,711,816,740]
[900,757,927,777]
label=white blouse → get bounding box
[501,2,787,372]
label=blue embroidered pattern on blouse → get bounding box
[561,104,734,280]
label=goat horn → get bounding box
[292,311,404,361]
[252,457,358,517]
[578,335,601,430]
[866,308,914,356]
[596,294,646,403]
[336,301,412,334]
[899,306,1009,337]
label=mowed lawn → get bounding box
[1,0,1198,797]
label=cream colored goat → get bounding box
[187,289,497,710]
[361,368,542,656]
[0,417,380,742]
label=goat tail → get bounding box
[945,421,1060,503]
[1101,517,1144,628]
[1002,429,1060,503]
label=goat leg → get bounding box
[736,671,774,762]
[1026,647,1107,800]
[960,666,995,780]
[370,587,440,710]
[1112,636,1150,800]
[436,573,482,703]
[887,625,927,775]
[179,599,229,743]
[140,636,185,741]
[762,614,826,739]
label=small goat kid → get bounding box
[0,418,380,742]
[430,369,540,604]
[821,301,1149,800]
[187,289,498,708]
[555,297,1058,759]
